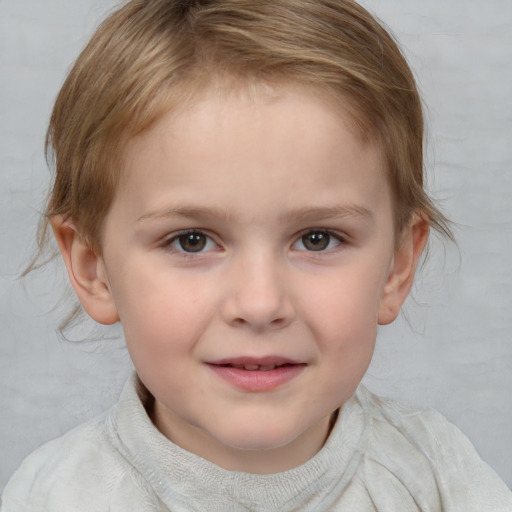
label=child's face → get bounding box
[62,84,425,473]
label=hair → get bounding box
[36,0,453,318]
[41,0,453,249]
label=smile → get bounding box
[218,363,294,371]
[207,357,306,392]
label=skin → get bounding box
[53,84,428,474]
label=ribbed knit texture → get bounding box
[3,373,512,511]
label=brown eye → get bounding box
[294,230,343,252]
[177,232,207,252]
[301,232,331,251]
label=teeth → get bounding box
[230,364,278,371]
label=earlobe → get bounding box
[378,215,429,325]
[51,216,120,325]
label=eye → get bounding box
[166,231,217,253]
[293,230,343,252]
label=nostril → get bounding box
[221,288,296,330]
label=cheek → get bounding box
[111,264,217,360]
[302,264,387,335]
[299,264,386,381]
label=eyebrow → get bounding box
[286,205,374,224]
[137,206,234,223]
[137,204,374,224]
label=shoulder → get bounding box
[1,409,158,512]
[359,386,466,452]
[356,386,512,511]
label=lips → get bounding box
[221,363,284,371]
[210,356,302,370]
[206,357,306,392]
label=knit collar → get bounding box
[108,373,369,511]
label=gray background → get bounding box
[1,0,511,491]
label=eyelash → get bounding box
[293,229,346,253]
[161,230,219,258]
[161,228,347,257]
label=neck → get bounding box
[151,403,336,474]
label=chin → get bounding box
[214,419,305,452]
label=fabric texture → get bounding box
[2,373,512,511]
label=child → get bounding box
[2,0,511,510]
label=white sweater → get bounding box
[2,374,511,511]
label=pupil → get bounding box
[303,232,329,251]
[179,233,206,252]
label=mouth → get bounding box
[209,356,303,370]
[206,357,306,392]
[216,363,299,372]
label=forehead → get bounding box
[126,78,375,162]
[114,84,390,224]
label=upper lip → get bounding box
[207,356,304,369]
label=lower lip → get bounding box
[207,364,305,392]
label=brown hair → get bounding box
[42,0,451,257]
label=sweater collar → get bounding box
[108,373,369,511]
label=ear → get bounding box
[51,216,119,325]
[378,215,429,325]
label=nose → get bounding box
[221,252,296,332]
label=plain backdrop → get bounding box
[1,0,511,492]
